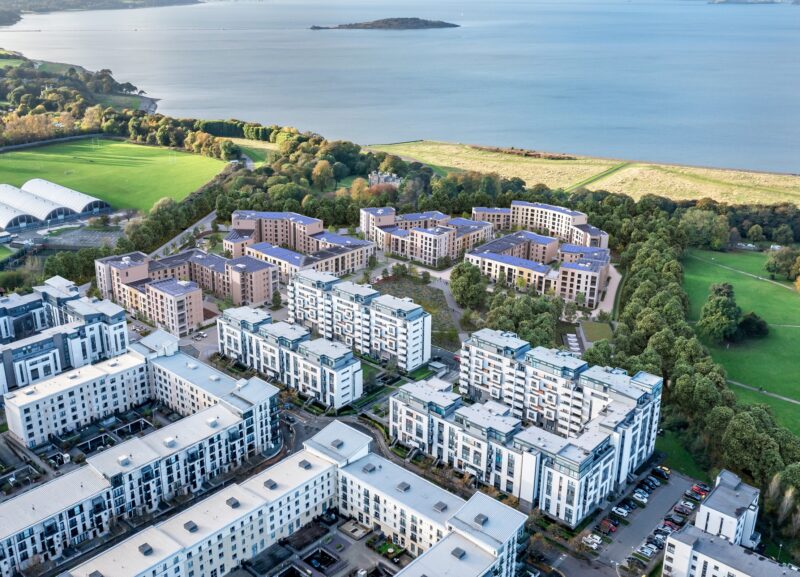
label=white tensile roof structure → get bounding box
[21,178,110,214]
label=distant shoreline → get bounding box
[311,17,459,31]
[0,0,199,28]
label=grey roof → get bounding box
[132,329,179,355]
[527,346,587,373]
[222,306,272,325]
[670,524,797,576]
[703,470,760,518]
[395,532,495,577]
[448,492,526,551]
[454,402,520,438]
[467,328,530,356]
[303,420,372,466]
[333,281,379,300]
[147,278,199,297]
[227,256,274,273]
[259,320,310,342]
[397,381,461,410]
[299,337,353,360]
[373,294,423,313]
[342,454,465,526]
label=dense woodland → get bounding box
[4,56,800,556]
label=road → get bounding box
[149,210,218,257]
[596,264,621,317]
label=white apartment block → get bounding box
[217,308,364,409]
[0,290,128,394]
[65,421,527,577]
[509,201,608,248]
[0,292,48,344]
[288,270,432,372]
[694,471,760,549]
[662,524,796,577]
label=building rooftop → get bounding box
[228,255,275,273]
[473,207,511,214]
[99,251,148,270]
[299,337,354,360]
[248,242,309,266]
[574,223,608,237]
[560,259,604,274]
[396,532,496,577]
[66,525,183,577]
[242,449,335,503]
[411,226,453,236]
[33,275,78,299]
[398,211,448,222]
[703,470,760,519]
[150,352,241,400]
[147,278,200,297]
[448,491,526,552]
[447,218,492,237]
[343,453,465,526]
[259,320,310,343]
[527,346,588,374]
[466,328,530,357]
[471,251,551,274]
[87,406,241,478]
[0,321,84,353]
[186,250,228,273]
[373,293,423,314]
[130,329,179,356]
[303,420,372,466]
[333,281,380,301]
[670,524,798,577]
[397,381,461,411]
[379,226,410,238]
[312,231,373,247]
[221,376,279,414]
[295,269,340,285]
[361,207,396,216]
[65,297,125,319]
[0,466,110,541]
[232,210,321,226]
[224,228,255,243]
[511,200,583,217]
[454,402,520,438]
[579,365,648,401]
[221,306,272,326]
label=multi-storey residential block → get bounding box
[287,270,432,372]
[224,210,325,256]
[392,371,660,528]
[0,297,128,394]
[694,471,760,549]
[360,208,491,267]
[472,207,512,230]
[0,292,48,344]
[144,278,204,337]
[217,309,364,408]
[509,201,608,248]
[32,275,81,326]
[62,420,526,577]
[662,524,794,577]
[244,240,375,283]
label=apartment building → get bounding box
[217,309,363,409]
[144,278,204,337]
[224,210,325,256]
[0,292,48,344]
[360,208,492,267]
[472,207,512,231]
[287,270,432,372]
[509,201,608,248]
[63,421,526,577]
[5,353,149,447]
[694,471,760,549]
[32,275,81,326]
[244,239,375,283]
[0,297,128,394]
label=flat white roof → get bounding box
[448,492,526,553]
[67,525,183,577]
[342,454,465,527]
[4,353,145,406]
[87,406,242,478]
[303,420,372,466]
[0,466,110,541]
[242,449,334,504]
[396,532,495,577]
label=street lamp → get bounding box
[778,543,783,563]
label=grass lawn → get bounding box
[655,431,711,483]
[374,276,461,350]
[362,362,382,385]
[0,245,13,260]
[682,248,800,404]
[92,93,143,110]
[371,141,800,205]
[0,139,224,212]
[0,58,26,69]
[407,365,435,381]
[228,139,278,165]
[579,320,613,342]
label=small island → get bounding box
[311,18,459,31]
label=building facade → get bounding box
[217,308,364,409]
[508,201,608,248]
[287,270,432,372]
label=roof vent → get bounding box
[299,459,311,470]
[451,547,466,559]
[186,362,197,370]
[226,497,240,509]
[163,437,177,448]
[331,439,344,449]
[89,571,105,577]
[363,463,376,473]
[24,388,35,395]
[210,375,220,382]
[397,482,410,493]
[474,513,488,526]
[207,417,219,428]
[117,455,130,466]
[264,478,278,490]
[433,501,448,513]
[184,520,198,533]
[138,543,153,556]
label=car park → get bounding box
[663,520,680,531]
[684,489,704,501]
[646,475,662,487]
[652,467,670,480]
[600,519,617,533]
[611,506,629,518]
[692,484,709,496]
[595,524,612,535]
[665,513,687,526]
[636,546,655,559]
[679,499,697,511]
[695,482,711,492]
[622,499,638,509]
[646,537,664,550]
[605,517,620,527]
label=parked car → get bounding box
[636,546,655,559]
[658,465,672,475]
[604,517,620,527]
[695,482,711,492]
[581,538,599,550]
[637,483,652,493]
[611,506,629,518]
[684,489,704,501]
[623,499,638,510]
[595,524,611,535]
[663,520,680,531]
[653,467,670,480]
[646,536,664,550]
[692,484,710,496]
[632,493,648,505]
[674,505,692,516]
[679,500,697,511]
[666,513,687,526]
[584,533,602,544]
[655,525,675,535]
[646,475,662,487]
[600,520,617,533]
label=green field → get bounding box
[371,141,800,206]
[228,139,278,165]
[0,58,25,69]
[579,320,613,342]
[0,139,224,212]
[0,245,13,260]
[655,431,711,482]
[682,248,800,414]
[92,93,143,110]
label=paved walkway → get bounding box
[430,277,469,342]
[150,210,218,257]
[595,264,621,317]
[686,253,796,292]
[727,379,800,406]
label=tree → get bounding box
[563,301,578,323]
[367,254,378,270]
[737,312,769,339]
[421,271,431,284]
[450,262,487,310]
[697,283,741,343]
[747,224,765,243]
[679,209,730,250]
[772,223,794,246]
[392,263,408,277]
[766,247,800,279]
[312,160,334,191]
[272,290,282,309]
